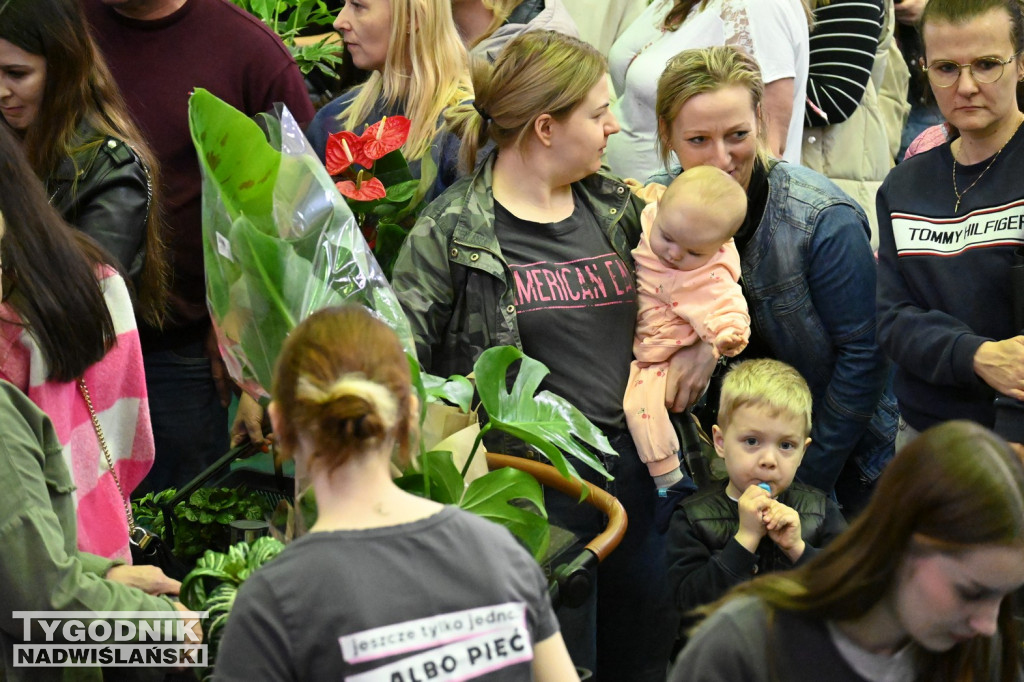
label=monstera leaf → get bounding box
[473,346,614,485]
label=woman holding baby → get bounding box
[392,30,676,681]
[650,46,898,514]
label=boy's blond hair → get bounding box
[717,359,812,436]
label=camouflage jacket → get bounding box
[393,153,645,379]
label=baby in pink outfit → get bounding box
[625,166,750,490]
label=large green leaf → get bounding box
[419,450,465,505]
[421,373,474,413]
[460,467,549,561]
[188,88,280,231]
[474,346,614,483]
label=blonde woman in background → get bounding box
[306,0,472,199]
[606,0,810,180]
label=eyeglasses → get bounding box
[923,53,1021,87]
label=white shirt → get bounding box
[606,0,809,180]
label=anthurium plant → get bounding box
[325,115,432,278]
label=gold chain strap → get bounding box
[78,378,136,533]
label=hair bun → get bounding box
[296,374,399,432]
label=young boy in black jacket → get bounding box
[666,359,848,620]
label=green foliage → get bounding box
[397,347,615,559]
[472,346,614,488]
[226,0,343,77]
[174,487,274,563]
[180,537,286,681]
[190,89,415,398]
[133,486,275,565]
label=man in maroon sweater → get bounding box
[83,0,316,490]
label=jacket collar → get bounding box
[450,151,636,262]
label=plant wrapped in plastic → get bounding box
[188,88,414,401]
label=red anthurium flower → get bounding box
[361,115,411,160]
[336,176,387,202]
[325,130,372,174]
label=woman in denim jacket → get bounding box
[648,46,898,515]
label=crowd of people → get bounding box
[1,0,1023,679]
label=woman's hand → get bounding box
[230,392,268,447]
[665,342,717,412]
[973,337,1024,400]
[105,565,181,596]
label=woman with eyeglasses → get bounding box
[876,0,1024,453]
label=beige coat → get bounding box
[800,0,910,247]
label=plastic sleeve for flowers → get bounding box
[189,89,415,402]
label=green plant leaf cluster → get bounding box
[131,488,177,538]
[226,0,342,77]
[180,536,285,681]
[173,487,275,563]
[190,89,415,399]
[472,345,615,492]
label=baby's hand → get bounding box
[716,332,747,358]
[734,485,771,552]
[763,500,806,562]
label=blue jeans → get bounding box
[547,429,675,681]
[138,341,230,493]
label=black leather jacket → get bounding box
[46,128,151,284]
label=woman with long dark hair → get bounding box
[0,120,156,564]
[0,0,167,328]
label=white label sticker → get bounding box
[339,603,527,665]
[216,233,234,262]
[345,624,533,682]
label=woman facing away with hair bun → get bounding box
[214,305,578,682]
[671,420,1024,682]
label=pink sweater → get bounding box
[0,268,154,562]
[633,203,750,363]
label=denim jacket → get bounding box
[653,161,898,490]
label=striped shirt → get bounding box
[805,0,884,127]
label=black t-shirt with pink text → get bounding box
[494,195,637,429]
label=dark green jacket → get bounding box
[0,381,174,681]
[392,153,645,379]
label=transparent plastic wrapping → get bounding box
[189,89,414,401]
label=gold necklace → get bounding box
[952,117,1023,212]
